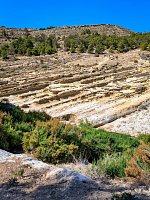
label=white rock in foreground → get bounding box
[0,149,16,162]
[0,149,92,184]
[46,168,92,183]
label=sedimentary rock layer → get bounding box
[0,50,150,135]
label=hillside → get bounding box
[0,24,133,45]
[0,24,150,200]
[0,49,149,135]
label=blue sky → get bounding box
[0,0,150,32]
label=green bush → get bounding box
[138,134,150,145]
[94,154,127,178]
[0,102,148,179]
[23,120,79,163]
[0,112,12,150]
[79,123,139,161]
[0,102,50,151]
[0,102,50,123]
[0,123,9,150]
[22,120,139,165]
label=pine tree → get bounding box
[95,44,104,54]
[88,43,94,53]
[77,44,85,53]
[1,49,8,59]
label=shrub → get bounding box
[70,45,76,53]
[79,123,139,161]
[95,44,105,54]
[125,143,150,178]
[138,134,150,145]
[8,177,18,186]
[1,48,8,59]
[0,102,50,152]
[22,121,140,165]
[22,120,79,163]
[0,111,13,150]
[88,43,94,53]
[0,115,9,150]
[93,153,127,178]
[1,101,148,180]
[0,102,50,123]
[26,48,32,56]
[77,44,85,53]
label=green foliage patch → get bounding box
[0,102,149,178]
[64,32,150,54]
[0,34,58,59]
[0,102,50,151]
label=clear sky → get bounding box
[0,0,150,32]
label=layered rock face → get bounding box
[0,50,150,135]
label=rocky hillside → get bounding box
[32,24,133,37]
[0,24,149,135]
[0,24,133,45]
[0,49,149,135]
[0,24,149,200]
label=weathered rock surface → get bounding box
[0,50,149,135]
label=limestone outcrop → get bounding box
[0,50,150,135]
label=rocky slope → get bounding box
[0,49,150,135]
[0,24,133,45]
[0,149,150,200]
